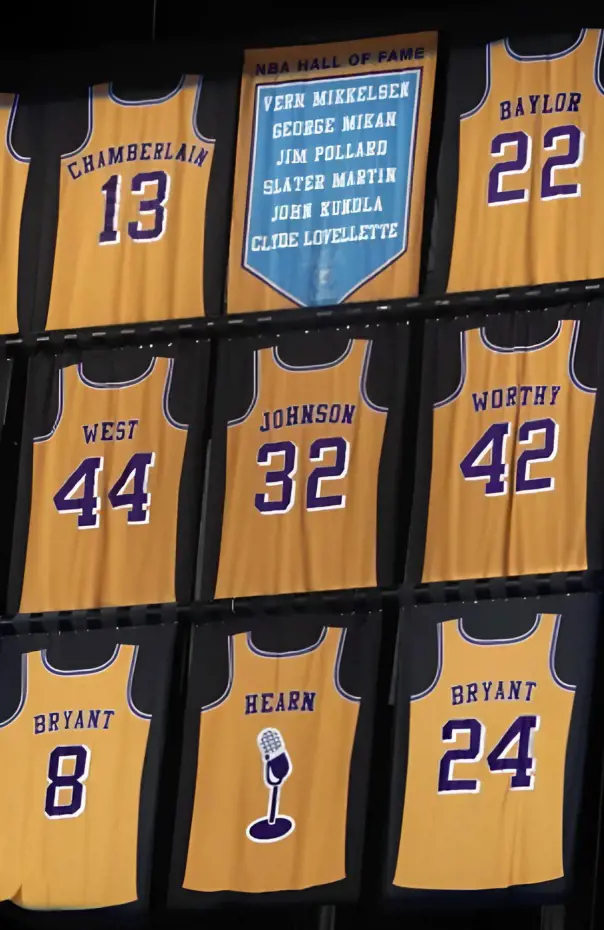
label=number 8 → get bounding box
[45,745,91,820]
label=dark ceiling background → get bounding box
[4,1,601,62]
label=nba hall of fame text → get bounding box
[244,44,425,305]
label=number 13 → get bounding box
[99,170,170,245]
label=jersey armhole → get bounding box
[360,341,389,413]
[127,646,153,720]
[5,95,30,165]
[33,367,64,443]
[190,75,216,145]
[333,629,361,702]
[201,636,234,711]
[568,320,597,394]
[460,43,491,120]
[163,357,188,430]
[227,351,259,426]
[434,330,467,408]
[410,623,443,701]
[0,654,27,728]
[549,615,576,692]
[60,87,94,160]
[593,31,604,96]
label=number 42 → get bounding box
[54,453,155,528]
[460,418,559,496]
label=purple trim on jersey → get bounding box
[127,645,152,719]
[434,331,467,409]
[191,76,215,144]
[504,29,586,62]
[272,340,353,372]
[61,88,94,160]
[41,643,121,676]
[480,320,562,354]
[227,351,259,427]
[34,367,65,443]
[333,628,361,702]
[549,614,576,692]
[569,319,597,394]
[411,622,443,701]
[593,31,604,95]
[0,654,27,728]
[461,44,492,120]
[457,613,540,646]
[162,357,188,429]
[5,95,29,164]
[201,636,234,711]
[108,76,186,107]
[77,357,156,389]
[246,627,327,658]
[360,341,388,413]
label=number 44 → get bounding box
[54,453,155,528]
[460,418,559,496]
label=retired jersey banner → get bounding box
[227,34,437,314]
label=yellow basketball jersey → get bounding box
[422,320,595,581]
[215,340,387,597]
[6,645,150,909]
[448,29,604,291]
[20,357,188,612]
[46,77,214,329]
[394,613,574,890]
[183,627,359,892]
[0,94,29,334]
[0,655,27,903]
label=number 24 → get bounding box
[438,715,540,794]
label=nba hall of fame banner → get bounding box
[227,33,437,313]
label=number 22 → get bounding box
[488,124,584,205]
[99,170,170,245]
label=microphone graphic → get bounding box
[246,728,296,843]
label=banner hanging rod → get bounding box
[5,277,604,352]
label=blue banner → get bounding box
[243,69,422,307]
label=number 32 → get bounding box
[255,437,350,514]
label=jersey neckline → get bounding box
[246,628,328,657]
[77,357,156,389]
[479,320,562,354]
[503,29,586,62]
[41,643,121,676]
[107,75,186,106]
[457,615,541,646]
[272,340,354,372]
